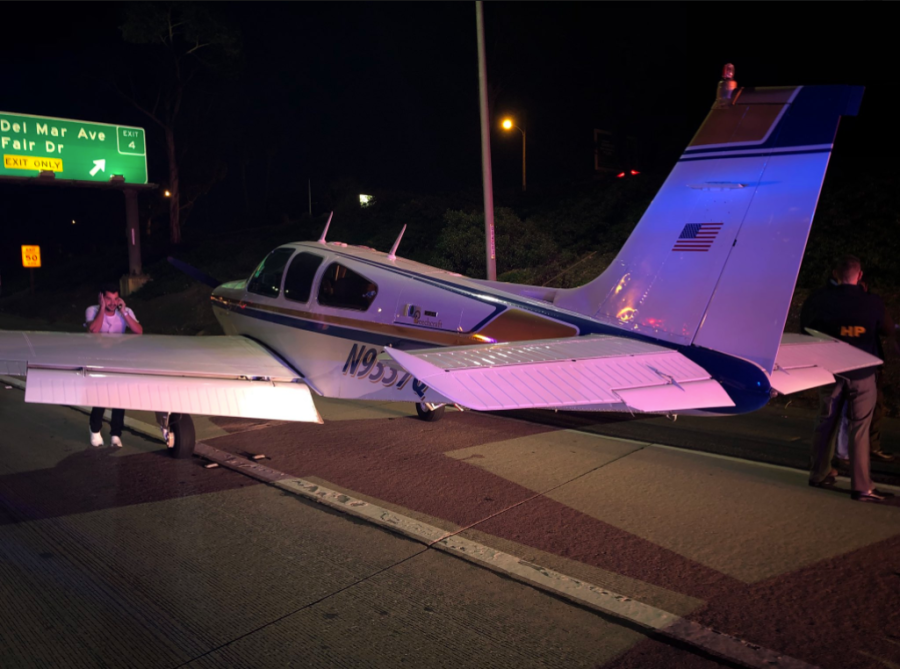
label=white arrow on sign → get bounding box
[89,159,106,177]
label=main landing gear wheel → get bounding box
[415,402,446,422]
[168,413,196,459]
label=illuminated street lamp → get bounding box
[501,117,526,192]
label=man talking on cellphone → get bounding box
[84,282,143,448]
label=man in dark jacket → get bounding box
[801,256,896,502]
[831,278,895,466]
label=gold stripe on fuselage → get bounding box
[211,296,579,346]
[477,308,578,341]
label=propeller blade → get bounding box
[167,256,221,288]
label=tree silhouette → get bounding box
[117,2,241,244]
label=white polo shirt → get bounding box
[84,305,139,333]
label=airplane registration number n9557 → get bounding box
[342,343,428,398]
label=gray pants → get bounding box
[810,375,876,493]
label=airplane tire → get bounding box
[415,402,445,422]
[169,414,196,459]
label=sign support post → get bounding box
[125,189,141,276]
[119,187,151,295]
[21,245,41,295]
[2,111,154,296]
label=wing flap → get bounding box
[766,332,882,395]
[1,330,322,423]
[386,336,734,413]
[25,368,323,423]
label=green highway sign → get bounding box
[0,111,147,184]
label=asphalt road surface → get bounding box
[1,382,899,669]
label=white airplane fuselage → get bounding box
[210,241,596,408]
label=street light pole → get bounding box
[475,1,497,281]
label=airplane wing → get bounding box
[0,331,322,423]
[384,335,735,413]
[766,331,883,395]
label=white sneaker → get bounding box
[111,436,123,448]
[90,431,104,447]
[161,428,174,448]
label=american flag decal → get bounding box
[672,222,723,252]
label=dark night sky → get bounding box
[1,2,898,276]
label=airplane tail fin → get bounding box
[554,69,864,374]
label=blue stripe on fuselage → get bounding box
[219,297,771,414]
[677,147,831,163]
[217,273,771,414]
[215,301,435,349]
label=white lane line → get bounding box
[192,440,818,669]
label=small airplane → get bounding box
[0,66,879,459]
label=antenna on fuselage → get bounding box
[387,224,407,261]
[317,211,334,244]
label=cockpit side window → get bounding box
[247,247,295,298]
[283,252,324,303]
[317,262,378,311]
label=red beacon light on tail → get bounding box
[715,63,738,107]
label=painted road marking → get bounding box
[189,441,819,669]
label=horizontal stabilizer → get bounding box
[766,331,882,395]
[385,335,734,413]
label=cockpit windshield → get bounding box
[247,247,295,298]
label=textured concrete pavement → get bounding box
[3,383,900,668]
[0,386,677,669]
[198,397,900,669]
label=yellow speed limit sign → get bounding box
[21,245,41,268]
